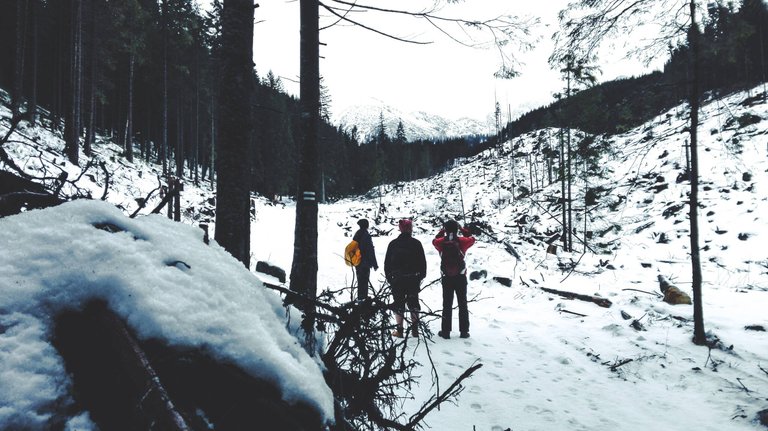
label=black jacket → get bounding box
[384,233,427,283]
[353,228,378,269]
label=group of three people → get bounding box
[352,218,476,339]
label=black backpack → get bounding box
[440,235,465,276]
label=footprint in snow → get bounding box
[470,403,483,411]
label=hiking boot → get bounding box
[437,330,450,339]
[460,332,470,339]
[392,329,404,338]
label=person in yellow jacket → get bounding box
[352,219,378,299]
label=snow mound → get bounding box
[0,200,333,428]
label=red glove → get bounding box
[435,228,445,238]
[460,227,471,236]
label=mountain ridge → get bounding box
[331,99,494,142]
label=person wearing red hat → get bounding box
[384,218,426,338]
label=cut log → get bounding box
[539,286,612,308]
[54,300,193,430]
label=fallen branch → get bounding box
[736,378,751,393]
[622,288,663,298]
[608,358,633,371]
[540,286,612,308]
[130,176,163,218]
[558,308,587,317]
[406,362,483,427]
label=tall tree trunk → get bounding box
[13,0,28,116]
[54,3,64,131]
[210,96,215,188]
[65,0,83,166]
[27,0,38,125]
[689,1,706,345]
[174,100,182,222]
[126,51,135,162]
[194,45,200,186]
[290,0,320,350]
[566,74,574,253]
[567,128,573,252]
[215,0,254,266]
[84,0,97,157]
[559,129,567,251]
[160,0,169,174]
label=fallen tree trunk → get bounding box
[54,300,194,430]
[539,286,613,308]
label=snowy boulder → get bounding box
[0,200,334,429]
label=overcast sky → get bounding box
[210,1,666,121]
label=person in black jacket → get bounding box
[353,219,378,299]
[384,219,427,338]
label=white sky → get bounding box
[246,0,664,121]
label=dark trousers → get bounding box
[356,265,370,300]
[441,274,469,334]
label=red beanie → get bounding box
[398,219,413,233]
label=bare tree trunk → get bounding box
[126,51,135,162]
[194,43,200,186]
[13,0,28,116]
[84,0,97,157]
[174,100,182,222]
[27,0,38,125]
[215,0,254,266]
[559,129,567,251]
[290,0,320,351]
[565,128,573,251]
[160,0,169,174]
[689,0,706,345]
[210,96,215,187]
[53,5,64,131]
[65,0,83,166]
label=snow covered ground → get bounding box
[1,84,768,430]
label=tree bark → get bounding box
[215,0,254,266]
[688,0,706,345]
[126,51,135,162]
[290,0,320,349]
[64,0,83,166]
[84,0,97,157]
[26,0,38,125]
[13,0,28,117]
[160,0,169,174]
[174,100,182,222]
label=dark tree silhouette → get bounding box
[214,0,254,266]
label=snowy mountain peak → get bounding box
[331,99,494,142]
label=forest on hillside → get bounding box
[1,0,767,199]
[0,0,478,201]
[502,0,768,141]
